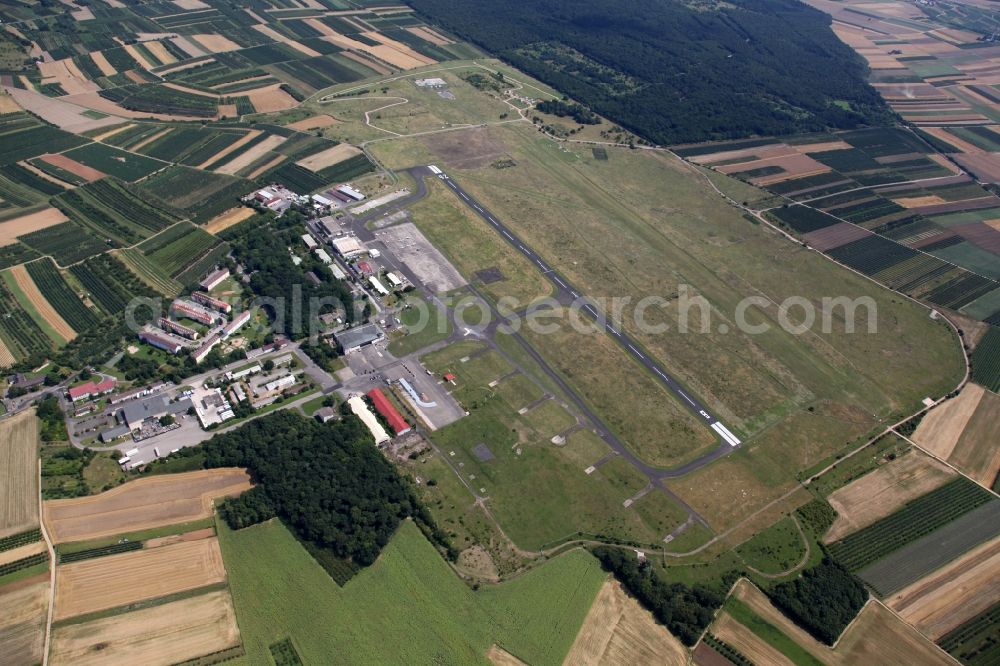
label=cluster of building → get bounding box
[346,388,412,447]
[246,184,305,216]
[100,393,192,444]
[136,267,254,364]
[67,378,116,403]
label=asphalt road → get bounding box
[418,166,743,466]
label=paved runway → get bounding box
[421,165,743,464]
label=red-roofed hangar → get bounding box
[366,388,410,436]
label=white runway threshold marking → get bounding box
[711,422,741,447]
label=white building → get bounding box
[263,374,296,393]
[226,364,261,381]
[385,272,402,287]
[331,236,365,259]
[329,263,346,280]
[337,185,365,201]
[348,395,390,446]
[369,276,389,296]
[301,233,317,249]
[314,248,332,264]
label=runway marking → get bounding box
[553,276,566,288]
[608,326,621,336]
[677,390,696,407]
[711,422,741,447]
[460,192,469,200]
[502,230,513,240]
[571,291,579,298]
[518,244,527,252]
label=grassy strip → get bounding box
[724,597,824,666]
[55,517,215,555]
[0,561,49,587]
[0,528,41,553]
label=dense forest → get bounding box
[198,411,426,566]
[768,558,868,644]
[406,0,894,143]
[592,545,733,645]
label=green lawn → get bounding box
[387,295,453,357]
[217,517,605,665]
[734,516,808,575]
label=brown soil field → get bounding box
[0,540,46,567]
[189,34,241,53]
[91,123,134,142]
[173,0,210,10]
[0,207,68,246]
[9,264,76,342]
[793,140,852,153]
[688,142,784,165]
[217,103,237,119]
[43,468,251,543]
[161,82,218,99]
[89,51,116,77]
[143,526,214,549]
[955,152,1000,183]
[693,642,733,666]
[54,538,227,620]
[246,153,285,179]
[718,152,830,185]
[38,153,105,182]
[801,222,872,252]
[0,338,15,367]
[38,59,99,96]
[16,161,71,189]
[122,44,155,70]
[406,25,452,46]
[197,129,261,169]
[888,535,1000,639]
[0,578,48,666]
[296,142,361,171]
[913,383,984,460]
[362,31,436,66]
[947,387,1000,485]
[244,84,298,113]
[340,49,393,76]
[168,37,206,59]
[564,579,687,666]
[129,127,172,152]
[824,451,955,543]
[215,134,286,175]
[49,589,239,666]
[0,94,22,114]
[145,40,177,65]
[0,410,38,538]
[894,195,947,208]
[287,114,339,131]
[713,611,794,666]
[205,206,256,234]
[487,645,526,666]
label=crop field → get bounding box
[53,538,227,620]
[115,248,182,296]
[0,578,48,666]
[0,121,87,167]
[138,166,255,223]
[5,264,75,343]
[0,208,67,247]
[54,178,181,245]
[98,83,220,118]
[26,259,101,331]
[971,327,1000,391]
[888,535,1000,640]
[69,253,158,316]
[219,517,604,665]
[0,410,40,540]
[17,221,109,265]
[204,206,255,234]
[60,143,166,182]
[0,277,53,362]
[828,477,993,571]
[914,383,1000,486]
[49,589,240,666]
[564,580,687,665]
[856,499,1000,597]
[938,602,1000,666]
[824,451,955,543]
[140,222,222,278]
[734,516,808,575]
[43,468,251,544]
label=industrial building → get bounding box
[348,395,390,446]
[99,424,131,443]
[138,330,183,355]
[337,185,365,201]
[301,233,318,249]
[369,276,389,296]
[199,268,230,291]
[118,396,192,429]
[191,292,232,314]
[263,373,296,393]
[317,216,341,238]
[335,323,383,353]
[366,388,410,436]
[331,236,365,259]
[194,388,234,428]
[158,317,199,340]
[385,272,402,288]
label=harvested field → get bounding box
[91,123,134,143]
[824,451,956,543]
[43,468,251,544]
[406,25,452,46]
[0,410,39,539]
[168,37,205,59]
[8,264,75,342]
[38,59,98,96]
[246,153,284,179]
[712,611,793,666]
[173,0,209,8]
[244,84,298,113]
[0,94,22,114]
[88,51,116,77]
[53,538,227,620]
[801,222,872,252]
[295,142,361,171]
[161,82,218,99]
[215,134,286,175]
[0,208,68,246]
[0,339,14,367]
[888,535,1000,640]
[197,130,261,169]
[143,527,214,549]
[6,88,122,133]
[189,34,240,53]
[0,540,46,568]
[205,206,255,234]
[122,44,155,71]
[0,578,48,666]
[913,383,984,461]
[946,387,1000,486]
[37,153,105,182]
[362,31,436,67]
[564,579,687,665]
[894,195,948,208]
[340,50,392,76]
[487,645,525,665]
[49,589,239,666]
[286,114,338,131]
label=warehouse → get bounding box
[337,185,365,201]
[335,323,383,353]
[347,395,390,446]
[385,272,402,288]
[366,388,410,435]
[331,236,365,259]
[118,396,192,428]
[302,233,318,249]
[369,276,389,296]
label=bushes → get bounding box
[767,558,868,645]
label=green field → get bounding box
[61,143,167,182]
[735,516,808,575]
[386,295,453,357]
[723,596,825,666]
[217,517,605,665]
